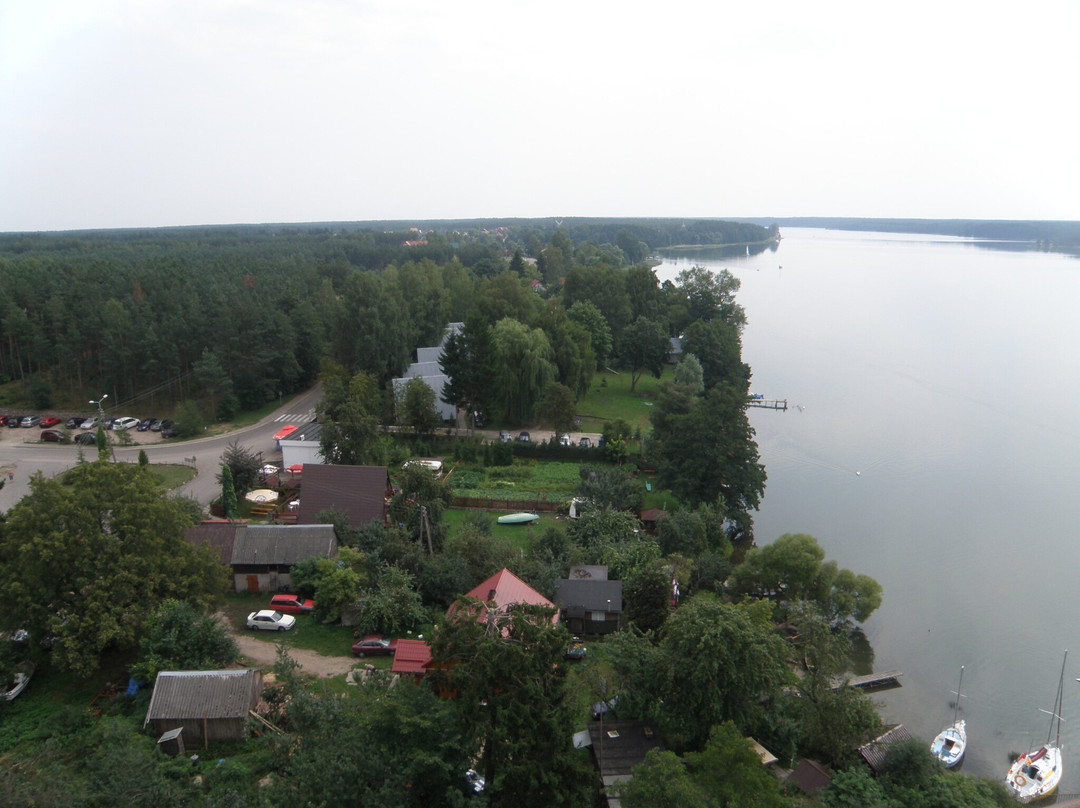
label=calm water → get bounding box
[658,229,1080,786]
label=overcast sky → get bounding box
[3,0,1079,232]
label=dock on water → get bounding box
[747,398,788,411]
[832,670,903,692]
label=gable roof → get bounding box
[391,639,433,677]
[296,464,391,529]
[554,579,623,613]
[184,522,239,565]
[144,669,261,724]
[231,524,337,565]
[460,568,555,611]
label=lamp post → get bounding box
[89,394,110,458]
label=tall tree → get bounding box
[618,316,669,392]
[490,318,556,423]
[0,463,227,674]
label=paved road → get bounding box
[0,385,323,515]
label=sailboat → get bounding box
[1006,650,1068,803]
[930,665,967,768]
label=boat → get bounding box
[930,665,967,768]
[1006,651,1068,803]
[496,512,539,525]
[3,661,35,702]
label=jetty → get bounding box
[832,670,903,692]
[747,397,788,411]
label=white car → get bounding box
[112,416,140,430]
[246,610,296,632]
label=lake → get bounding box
[657,228,1080,786]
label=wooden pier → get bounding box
[747,398,788,411]
[832,670,903,692]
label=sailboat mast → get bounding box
[1049,650,1068,747]
[952,666,965,725]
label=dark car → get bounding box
[40,430,64,443]
[65,417,84,429]
[137,418,153,431]
[73,432,97,445]
[7,417,21,428]
[160,420,177,438]
[351,636,396,657]
[269,594,315,615]
[149,419,163,432]
[517,431,531,443]
[578,436,592,448]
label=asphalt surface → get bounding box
[0,385,323,515]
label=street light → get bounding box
[89,394,111,457]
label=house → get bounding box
[447,568,558,625]
[586,719,663,808]
[231,524,338,594]
[553,576,622,635]
[278,421,324,469]
[184,522,338,594]
[183,521,238,567]
[295,464,393,529]
[858,724,913,774]
[786,759,832,796]
[391,639,433,679]
[391,323,464,422]
[143,669,263,744]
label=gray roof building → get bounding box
[231,524,337,566]
[144,669,263,743]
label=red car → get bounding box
[269,594,314,614]
[38,417,61,428]
[351,636,397,657]
[40,430,64,443]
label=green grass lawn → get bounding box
[149,463,197,490]
[575,366,672,435]
[444,508,562,552]
[448,460,583,503]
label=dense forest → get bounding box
[0,218,777,418]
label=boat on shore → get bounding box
[496,512,539,525]
[930,665,967,768]
[1006,651,1068,803]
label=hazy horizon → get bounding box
[5,1,1079,232]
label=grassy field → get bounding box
[444,508,562,552]
[449,460,583,504]
[149,463,197,490]
[575,366,672,436]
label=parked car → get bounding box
[149,419,163,432]
[137,418,154,431]
[101,418,115,430]
[73,432,97,445]
[160,421,178,438]
[246,610,295,632]
[112,416,140,430]
[498,430,512,442]
[578,436,592,448]
[559,433,571,446]
[465,770,486,794]
[269,594,314,614]
[65,417,84,429]
[351,636,396,657]
[79,417,98,430]
[38,417,61,428]
[39,430,64,443]
[6,417,20,428]
[20,416,42,428]
[517,431,531,443]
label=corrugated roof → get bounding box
[278,421,322,443]
[231,524,337,565]
[588,720,663,779]
[144,669,260,724]
[392,639,433,676]
[858,724,912,772]
[554,579,623,612]
[296,464,391,529]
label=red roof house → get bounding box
[446,568,558,625]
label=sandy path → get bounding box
[224,619,361,679]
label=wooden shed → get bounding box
[144,669,263,745]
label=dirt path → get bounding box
[223,618,360,679]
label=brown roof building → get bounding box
[295,464,393,529]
